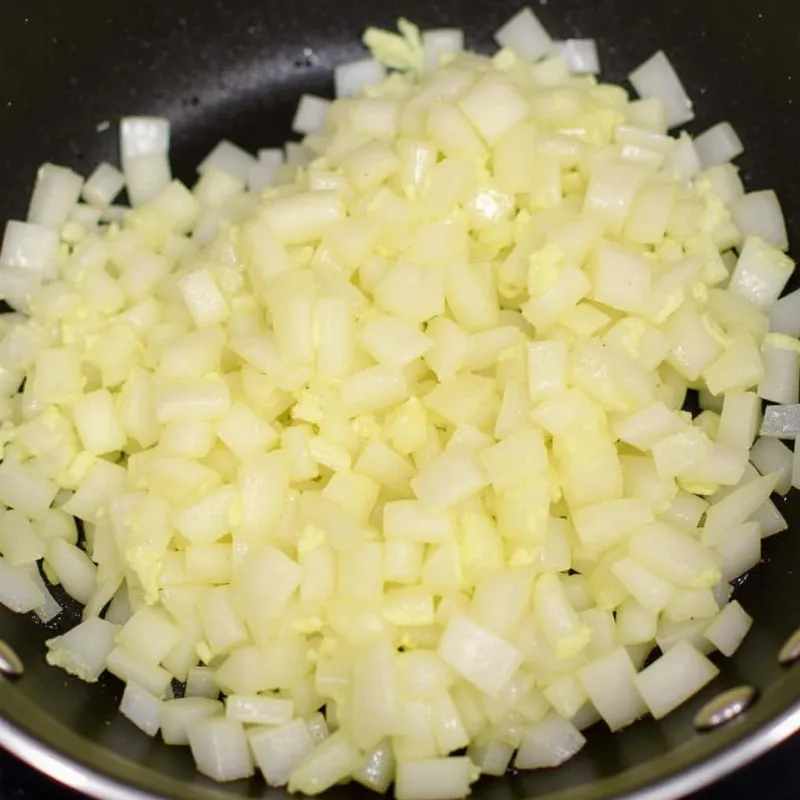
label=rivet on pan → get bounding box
[0,640,23,679]
[778,627,800,667]
[694,686,758,732]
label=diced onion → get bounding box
[768,288,800,337]
[693,122,744,168]
[197,140,257,181]
[758,338,800,405]
[760,403,800,439]
[82,162,125,209]
[629,50,694,128]
[634,640,718,718]
[120,681,163,736]
[494,7,552,62]
[732,190,789,251]
[120,116,170,163]
[27,164,84,227]
[334,58,386,98]
[0,220,60,280]
[422,29,465,72]
[292,95,332,135]
[750,437,793,494]
[554,39,600,74]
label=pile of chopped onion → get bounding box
[0,7,795,798]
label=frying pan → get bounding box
[0,0,799,798]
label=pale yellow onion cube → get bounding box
[579,646,647,731]
[399,758,480,800]
[358,312,433,371]
[426,106,487,164]
[225,695,294,727]
[704,600,753,657]
[120,681,163,737]
[527,340,568,401]
[514,712,586,769]
[572,498,654,551]
[248,717,315,787]
[173,485,237,545]
[628,522,721,588]
[437,613,522,697]
[458,74,528,145]
[106,646,173,699]
[287,729,362,795]
[118,606,181,667]
[634,639,719,719]
[188,716,254,782]
[161,697,223,746]
[411,449,489,511]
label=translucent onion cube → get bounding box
[287,730,362,795]
[120,681,163,737]
[693,122,744,168]
[731,192,789,251]
[704,600,753,657]
[82,162,125,209]
[188,717,255,782]
[514,712,586,769]
[394,757,476,800]
[161,697,223,746]
[634,640,719,719]
[629,51,694,128]
[438,613,522,697]
[106,646,172,699]
[353,740,397,793]
[118,607,181,667]
[728,236,794,308]
[761,403,800,440]
[223,695,292,727]
[494,7,552,62]
[579,647,647,731]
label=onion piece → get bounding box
[634,640,718,719]
[120,116,170,163]
[292,94,332,135]
[699,163,745,205]
[422,29,464,72]
[45,618,119,682]
[749,437,793,494]
[704,601,753,657]
[285,142,314,166]
[663,132,701,179]
[0,220,60,280]
[124,153,172,207]
[394,757,477,800]
[82,163,125,209]
[494,7,552,62]
[750,497,788,538]
[760,403,800,439]
[514,713,586,768]
[197,140,257,181]
[554,39,600,74]
[693,122,744,168]
[27,164,84,227]
[758,337,800,405]
[768,288,800,337]
[732,191,789,251]
[25,564,62,623]
[334,58,386,98]
[120,681,163,736]
[188,717,255,782]
[629,51,694,129]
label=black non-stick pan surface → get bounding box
[1,1,800,800]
